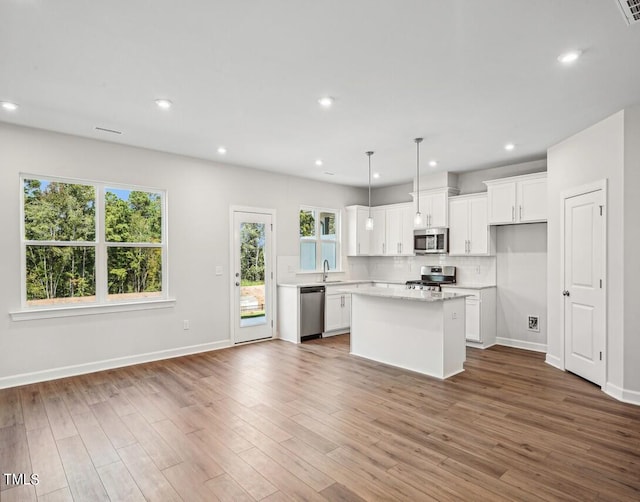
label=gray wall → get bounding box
[496,224,547,351]
[0,123,366,386]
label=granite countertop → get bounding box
[341,285,472,302]
[440,284,496,290]
[277,280,371,288]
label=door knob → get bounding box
[562,290,570,297]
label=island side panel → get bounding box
[350,294,446,378]
[442,297,467,378]
[277,286,300,343]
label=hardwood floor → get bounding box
[1,335,639,501]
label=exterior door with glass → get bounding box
[232,209,274,344]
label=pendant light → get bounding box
[365,151,374,231]
[414,138,424,227]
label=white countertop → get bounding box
[341,285,471,302]
[278,280,494,289]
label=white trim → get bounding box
[0,339,231,389]
[10,298,176,321]
[229,206,277,345]
[545,353,564,370]
[604,382,640,406]
[18,173,169,309]
[496,337,547,353]
[559,179,608,386]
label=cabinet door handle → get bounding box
[382,242,385,254]
[519,205,523,220]
[358,243,360,254]
[398,242,401,254]
[512,206,515,222]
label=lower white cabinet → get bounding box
[324,291,351,335]
[441,287,496,347]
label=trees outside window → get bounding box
[22,176,166,307]
[299,207,340,271]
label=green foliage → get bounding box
[241,223,265,283]
[23,180,163,302]
[299,210,315,237]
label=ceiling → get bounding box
[1,1,639,187]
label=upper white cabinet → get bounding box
[484,172,547,225]
[370,207,387,255]
[384,203,414,256]
[346,203,414,257]
[412,188,459,229]
[345,205,371,256]
[448,193,494,256]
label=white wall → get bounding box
[547,111,626,392]
[495,224,547,351]
[624,107,640,393]
[456,159,546,194]
[0,123,366,386]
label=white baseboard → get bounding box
[496,337,547,353]
[0,340,233,389]
[605,382,640,406]
[545,353,563,370]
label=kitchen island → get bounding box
[346,286,468,379]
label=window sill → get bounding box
[9,298,177,322]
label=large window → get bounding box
[299,207,340,271]
[21,175,166,307]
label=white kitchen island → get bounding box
[347,286,468,379]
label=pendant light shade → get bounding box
[414,138,424,227]
[365,151,374,231]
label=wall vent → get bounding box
[617,0,640,25]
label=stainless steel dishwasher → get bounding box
[299,286,325,340]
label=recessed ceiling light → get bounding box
[429,160,438,167]
[318,96,334,108]
[373,172,380,179]
[504,143,515,151]
[217,146,227,155]
[155,99,172,109]
[315,159,323,166]
[557,50,582,64]
[1,101,18,111]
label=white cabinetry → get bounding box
[448,194,494,256]
[384,203,414,256]
[346,203,414,257]
[370,207,387,255]
[345,205,371,256]
[484,172,547,225]
[441,287,496,348]
[412,188,459,229]
[324,287,351,336]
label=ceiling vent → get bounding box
[617,0,640,25]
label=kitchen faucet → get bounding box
[322,259,330,282]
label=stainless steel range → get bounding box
[406,265,456,291]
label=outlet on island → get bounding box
[183,320,190,330]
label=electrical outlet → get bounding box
[215,266,222,276]
[183,320,190,330]
[528,315,539,332]
[452,312,457,320]
[476,266,481,275]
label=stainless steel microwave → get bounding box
[413,228,449,254]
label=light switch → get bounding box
[215,266,222,276]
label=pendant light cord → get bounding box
[366,151,373,218]
[415,138,423,215]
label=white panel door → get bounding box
[232,210,274,344]
[563,189,605,386]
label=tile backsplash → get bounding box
[277,254,496,285]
